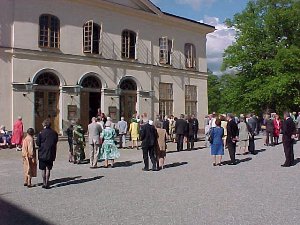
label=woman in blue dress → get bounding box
[210,119,224,166]
[99,121,120,168]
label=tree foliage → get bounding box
[210,0,300,114]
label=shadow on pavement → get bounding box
[222,157,252,165]
[255,148,266,154]
[294,158,300,165]
[167,147,206,154]
[50,176,82,185]
[113,161,142,168]
[0,197,54,225]
[164,162,188,169]
[52,176,104,188]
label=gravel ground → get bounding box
[0,135,300,225]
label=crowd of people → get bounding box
[205,111,299,167]
[1,109,299,189]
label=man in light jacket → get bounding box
[88,117,102,168]
[117,117,128,148]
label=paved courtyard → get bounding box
[1,136,300,225]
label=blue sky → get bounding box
[151,0,250,74]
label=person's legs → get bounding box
[122,134,126,148]
[45,168,51,188]
[149,146,157,170]
[193,130,198,142]
[270,132,274,146]
[142,147,149,170]
[266,131,270,145]
[119,135,123,148]
[89,143,95,167]
[228,142,236,164]
[176,135,180,151]
[217,155,222,165]
[104,159,109,168]
[27,175,32,187]
[186,137,190,150]
[41,169,46,187]
[179,135,184,151]
[212,155,217,165]
[111,159,115,167]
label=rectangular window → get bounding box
[185,43,196,69]
[83,21,100,54]
[159,37,172,65]
[185,85,197,116]
[122,30,136,59]
[159,83,173,117]
[39,14,60,49]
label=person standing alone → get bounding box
[88,117,102,168]
[36,119,58,189]
[281,112,296,167]
[226,114,239,165]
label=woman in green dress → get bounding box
[100,121,120,168]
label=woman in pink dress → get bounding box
[273,114,282,145]
[11,116,24,151]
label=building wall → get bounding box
[1,0,211,132]
[12,0,207,72]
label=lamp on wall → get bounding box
[25,77,33,92]
[62,82,82,97]
[149,90,155,98]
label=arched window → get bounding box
[120,79,137,90]
[35,73,60,86]
[185,43,196,69]
[122,30,136,59]
[83,21,101,54]
[81,76,102,89]
[39,14,60,48]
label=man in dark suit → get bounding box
[191,114,199,142]
[281,112,296,167]
[36,119,58,189]
[247,114,257,155]
[226,113,239,165]
[140,120,158,171]
[175,114,187,151]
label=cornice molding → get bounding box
[2,47,208,80]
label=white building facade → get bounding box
[0,0,214,134]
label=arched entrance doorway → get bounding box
[34,72,60,133]
[119,78,137,123]
[80,75,102,131]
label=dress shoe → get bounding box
[24,183,28,187]
[142,168,149,171]
[281,164,290,167]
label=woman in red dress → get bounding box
[273,114,282,145]
[11,116,24,151]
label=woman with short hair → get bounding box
[155,122,167,170]
[210,119,224,166]
[99,121,120,168]
[22,128,37,188]
[238,117,250,155]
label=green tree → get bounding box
[222,0,300,114]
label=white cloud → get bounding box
[175,0,215,10]
[202,16,236,75]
